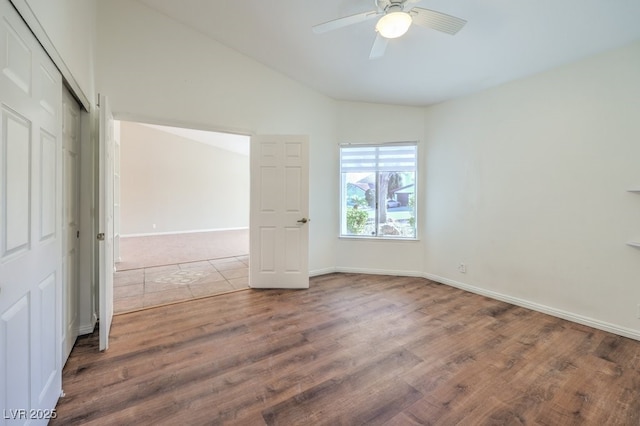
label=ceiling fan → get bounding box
[312,0,467,59]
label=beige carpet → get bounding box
[116,229,249,271]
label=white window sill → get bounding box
[339,235,420,242]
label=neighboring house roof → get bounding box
[347,182,370,192]
[392,184,414,194]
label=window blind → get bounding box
[340,144,417,173]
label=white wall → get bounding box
[97,0,338,274]
[335,101,426,276]
[119,122,250,235]
[423,41,640,336]
[22,0,97,105]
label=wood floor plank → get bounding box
[53,273,640,425]
[262,348,423,425]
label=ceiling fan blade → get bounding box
[313,10,379,34]
[369,33,388,59]
[410,7,467,35]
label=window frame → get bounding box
[339,141,418,240]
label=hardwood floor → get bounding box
[53,273,640,425]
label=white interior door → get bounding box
[0,0,63,419]
[62,88,81,363]
[250,135,309,288]
[98,94,114,351]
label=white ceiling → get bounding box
[138,0,640,106]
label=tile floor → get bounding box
[113,255,249,314]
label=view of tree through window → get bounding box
[340,143,417,239]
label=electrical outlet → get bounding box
[458,263,467,273]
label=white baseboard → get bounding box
[423,272,640,342]
[122,227,248,238]
[310,267,337,277]
[335,266,424,278]
[78,313,97,336]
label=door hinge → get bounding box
[97,232,105,241]
[77,230,80,238]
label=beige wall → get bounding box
[119,122,249,235]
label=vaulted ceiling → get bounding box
[138,0,640,106]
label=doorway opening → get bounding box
[112,121,250,313]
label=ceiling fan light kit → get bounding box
[376,11,412,39]
[312,0,467,59]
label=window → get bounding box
[340,142,417,239]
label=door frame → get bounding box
[98,94,115,351]
[103,116,254,312]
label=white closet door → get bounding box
[0,0,63,421]
[62,88,81,363]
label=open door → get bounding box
[98,94,114,350]
[250,135,309,288]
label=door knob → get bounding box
[297,218,309,224]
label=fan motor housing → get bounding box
[376,0,407,13]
